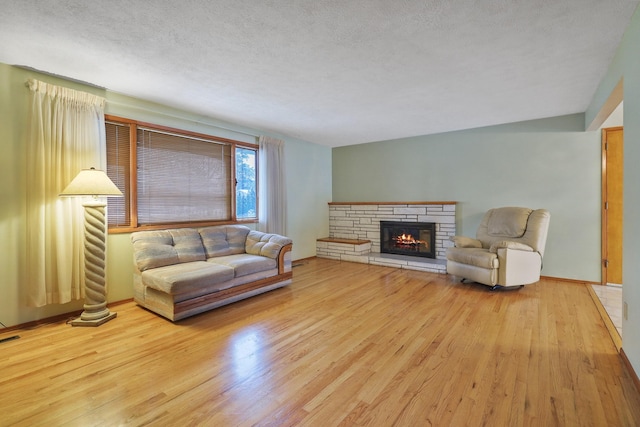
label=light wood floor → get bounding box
[2,258,640,426]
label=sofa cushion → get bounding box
[489,240,534,253]
[141,261,235,294]
[226,225,252,252]
[487,207,532,238]
[131,229,206,272]
[168,229,206,262]
[246,231,293,259]
[199,225,250,257]
[131,231,179,271]
[450,236,483,248]
[208,254,277,277]
[446,247,499,269]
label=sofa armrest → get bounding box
[278,243,293,274]
[496,246,543,286]
[450,236,483,248]
[489,240,534,253]
[246,230,293,259]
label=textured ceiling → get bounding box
[0,0,637,147]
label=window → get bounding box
[106,116,258,231]
[235,146,257,219]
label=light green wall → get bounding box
[333,113,601,282]
[587,4,640,378]
[1,64,110,326]
[0,63,331,327]
[286,137,332,252]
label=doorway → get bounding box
[597,125,624,339]
[587,80,624,346]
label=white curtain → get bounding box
[26,79,106,307]
[258,136,287,235]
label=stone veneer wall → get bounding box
[326,202,456,259]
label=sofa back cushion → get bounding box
[199,225,251,258]
[169,229,207,262]
[246,230,293,259]
[131,228,206,272]
[475,207,550,255]
[486,207,532,238]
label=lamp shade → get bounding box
[60,167,123,197]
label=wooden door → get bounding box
[602,127,624,284]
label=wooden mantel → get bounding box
[328,201,457,205]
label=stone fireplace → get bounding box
[316,202,456,273]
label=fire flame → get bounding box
[394,233,426,246]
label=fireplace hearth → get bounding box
[380,221,436,258]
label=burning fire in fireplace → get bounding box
[393,233,426,247]
[380,221,436,258]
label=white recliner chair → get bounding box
[446,207,550,290]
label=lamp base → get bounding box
[70,311,117,327]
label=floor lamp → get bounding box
[60,167,123,326]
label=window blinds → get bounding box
[106,121,131,227]
[136,128,232,224]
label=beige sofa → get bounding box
[131,225,292,321]
[446,207,550,289]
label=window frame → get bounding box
[105,114,259,234]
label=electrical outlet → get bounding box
[624,302,629,321]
